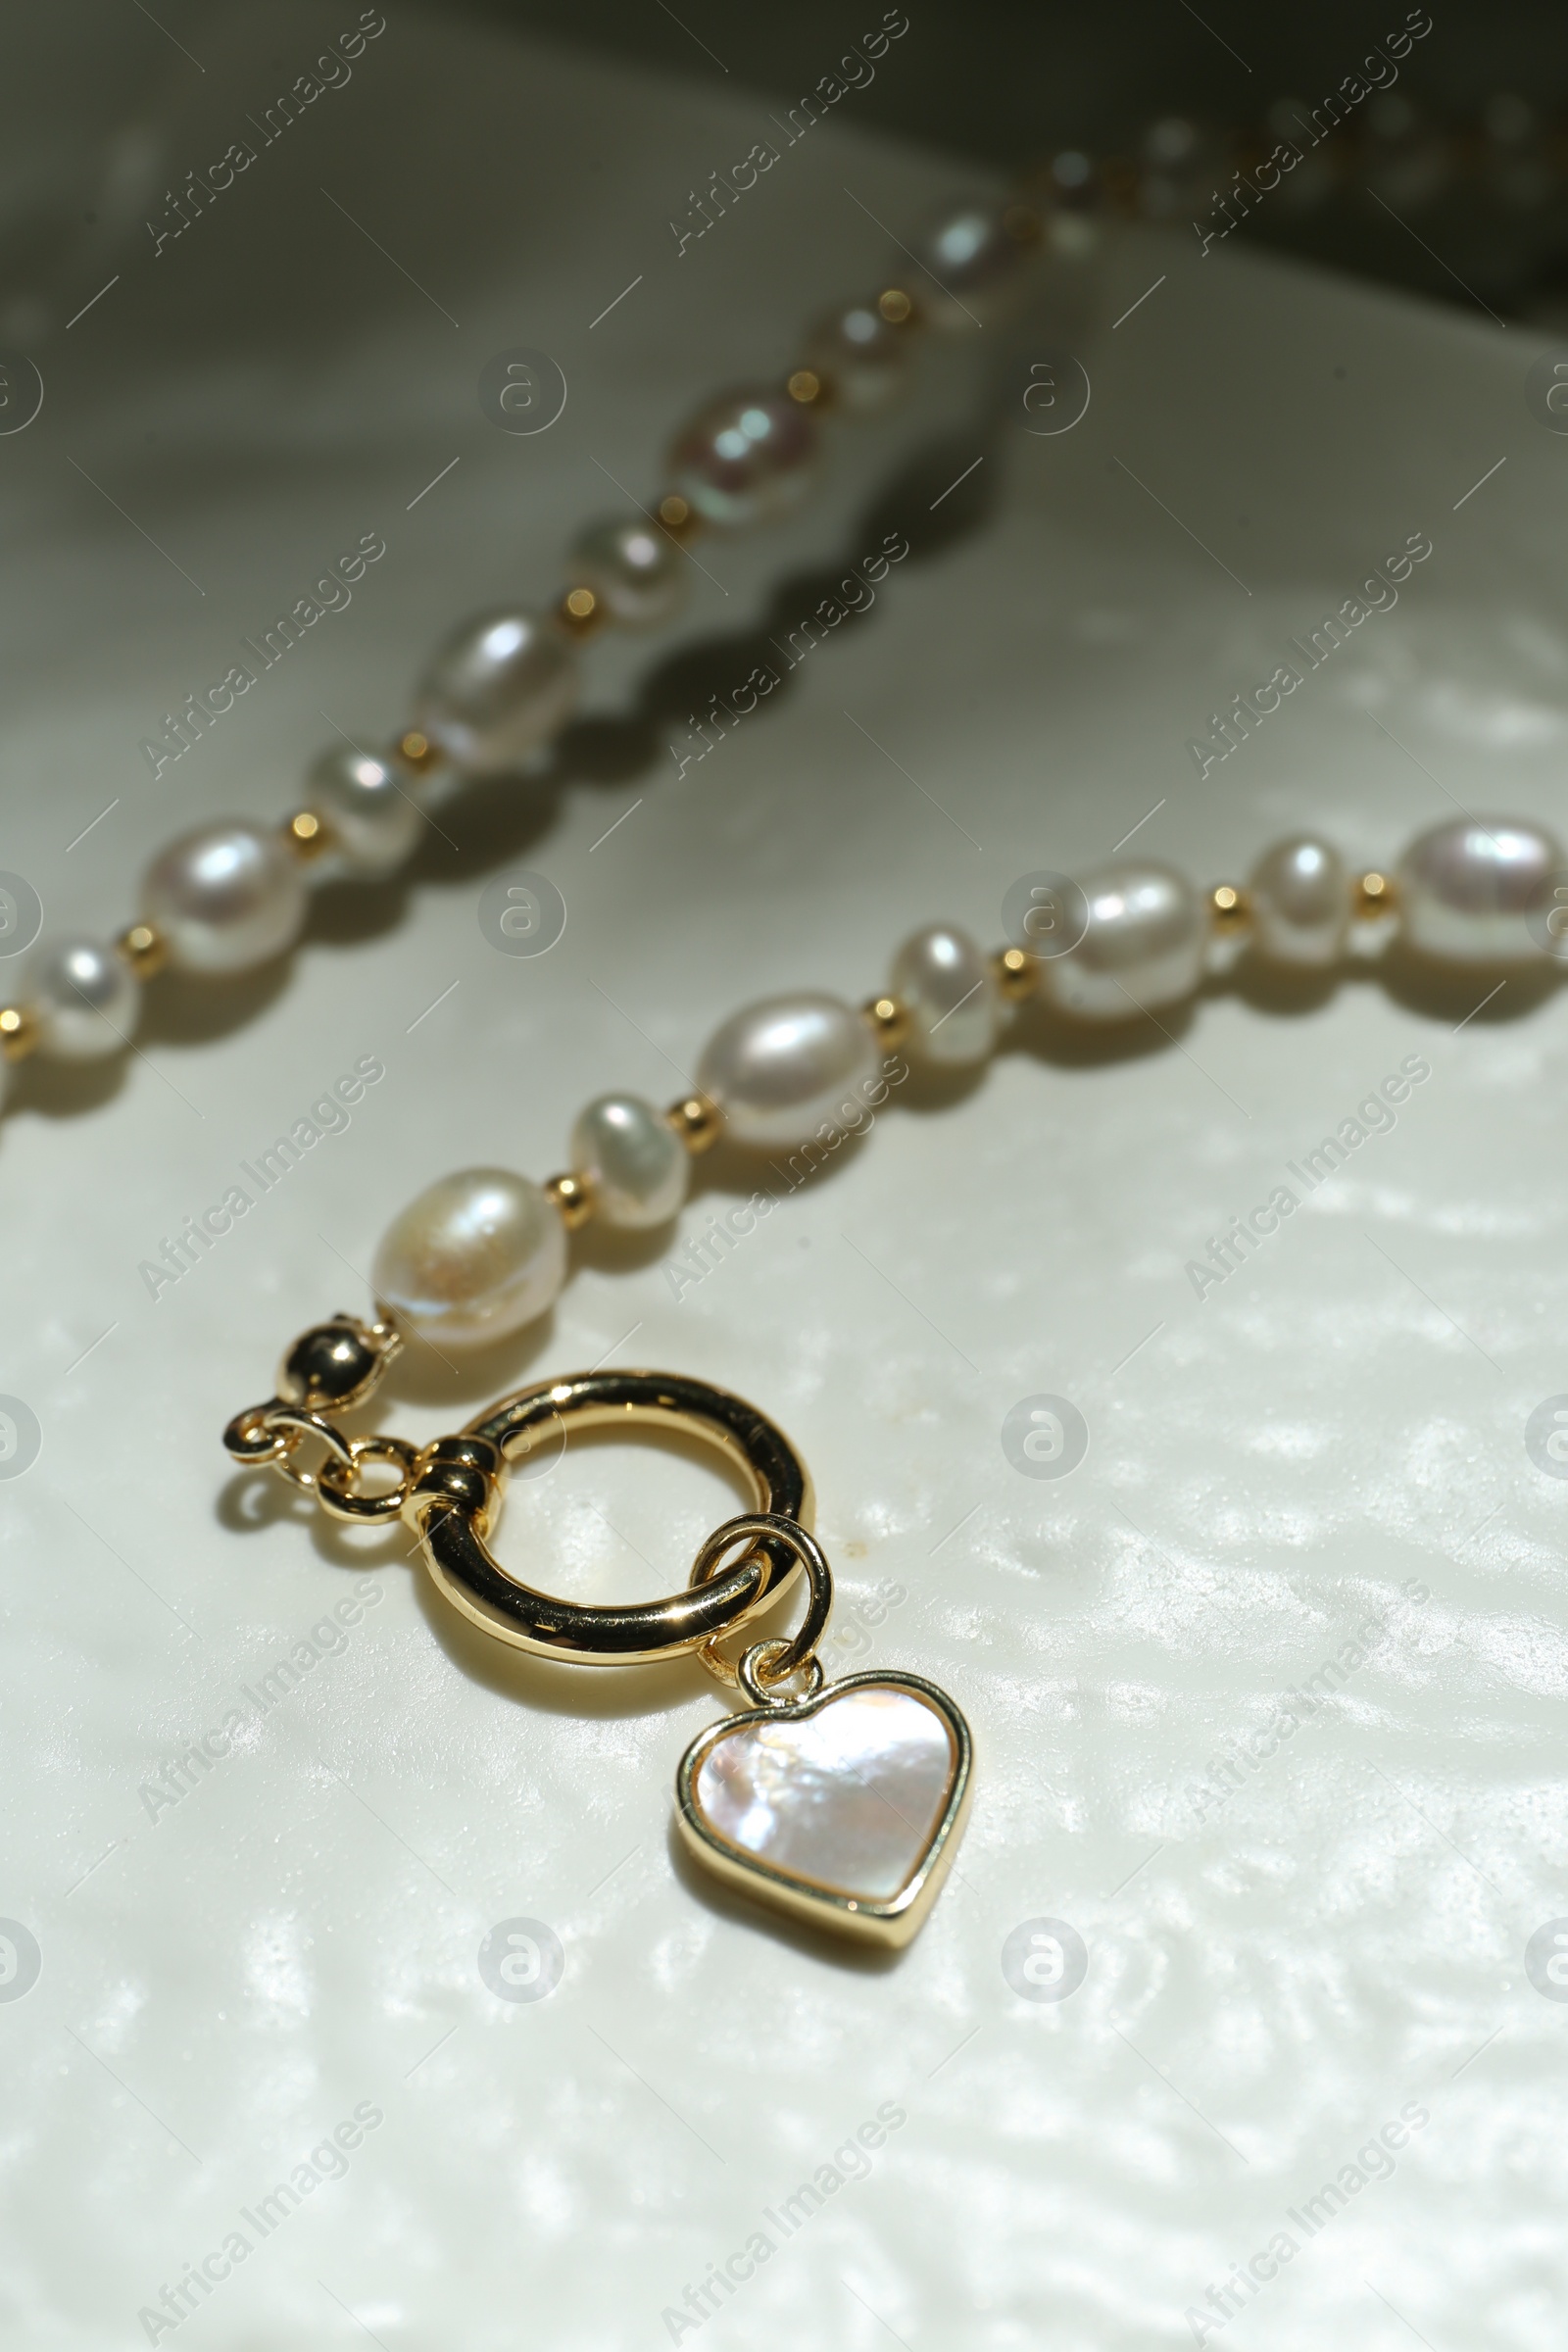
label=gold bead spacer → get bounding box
[116,920,167,980]
[396,728,441,773]
[544,1171,593,1231]
[0,1004,37,1060]
[991,945,1038,1002]
[786,368,828,407]
[862,994,909,1049]
[1208,882,1251,930]
[877,286,915,325]
[1353,869,1397,918]
[666,1094,722,1154]
[558,584,605,636]
[657,493,703,540]
[282,808,333,859]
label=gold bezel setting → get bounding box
[675,1669,973,1947]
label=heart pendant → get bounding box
[675,1670,973,1946]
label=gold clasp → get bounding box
[224,1343,823,1670]
[222,1315,414,1524]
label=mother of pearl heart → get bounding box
[676,1674,972,1945]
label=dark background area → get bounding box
[460,0,1568,321]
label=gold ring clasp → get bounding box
[407,1370,815,1666]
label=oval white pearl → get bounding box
[571,1093,689,1228]
[1248,834,1348,967]
[697,993,878,1150]
[890,922,999,1064]
[305,746,423,879]
[372,1168,566,1348]
[804,302,910,415]
[668,388,818,528]
[570,518,688,628]
[1397,817,1563,962]
[1038,860,1205,1022]
[914,201,1034,330]
[416,608,578,775]
[141,821,307,976]
[24,936,140,1059]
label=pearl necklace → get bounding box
[24,179,1559,1944]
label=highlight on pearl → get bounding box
[415,608,578,775]
[804,301,911,414]
[305,746,424,879]
[140,820,308,976]
[668,388,818,527]
[1396,817,1564,963]
[570,1094,689,1229]
[890,922,1000,1064]
[372,1167,567,1348]
[913,200,1037,328]
[24,937,141,1059]
[696,992,879,1149]
[1248,834,1349,967]
[570,518,688,628]
[1037,860,1205,1021]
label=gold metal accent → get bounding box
[0,1004,37,1060]
[558,585,605,636]
[657,492,701,538]
[223,1316,405,1499]
[283,808,332,858]
[674,1668,974,1948]
[544,1170,592,1229]
[250,1403,357,1494]
[992,945,1037,1003]
[116,920,167,980]
[786,368,825,406]
[318,1433,421,1525]
[877,286,914,324]
[666,1094,722,1153]
[690,1513,834,1692]
[1354,869,1397,917]
[862,993,909,1049]
[410,1371,815,1664]
[276,1314,402,1410]
[223,1339,971,1944]
[396,728,440,772]
[1209,881,1251,929]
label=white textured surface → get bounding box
[3,11,1566,2349]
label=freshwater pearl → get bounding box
[372,1167,566,1348]
[1038,860,1205,1022]
[415,608,578,775]
[570,1093,688,1229]
[913,200,1035,329]
[141,821,307,975]
[668,388,818,528]
[697,992,878,1150]
[25,936,140,1059]
[891,922,1000,1064]
[693,1684,956,1901]
[1248,834,1349,966]
[1397,817,1564,962]
[304,746,423,879]
[804,301,910,414]
[570,517,688,628]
